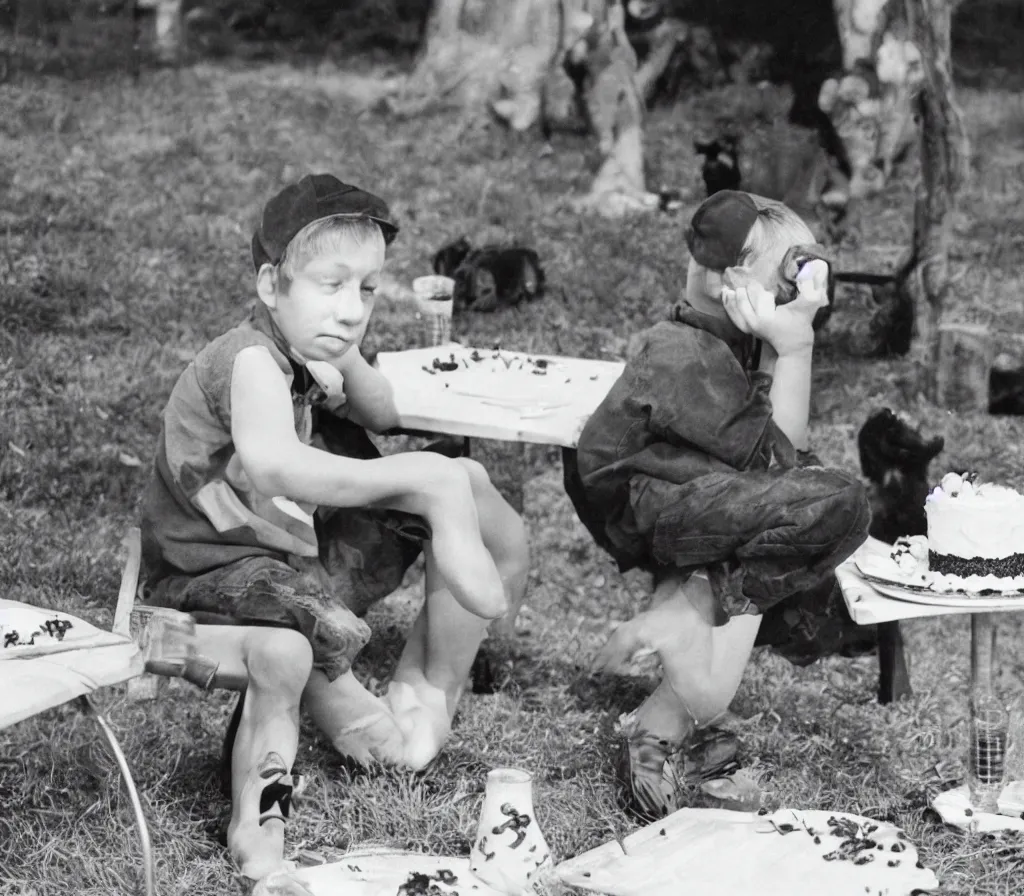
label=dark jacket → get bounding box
[566,301,870,622]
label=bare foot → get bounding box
[312,671,406,766]
[430,526,508,620]
[332,708,406,767]
[385,678,454,771]
[592,590,703,676]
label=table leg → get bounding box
[79,695,156,896]
[877,621,913,704]
[970,613,997,693]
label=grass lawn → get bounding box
[3,40,1024,896]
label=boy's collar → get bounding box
[670,300,745,346]
[249,301,314,370]
[670,300,762,369]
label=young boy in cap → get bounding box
[564,190,871,820]
[139,173,529,890]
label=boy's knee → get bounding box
[453,456,491,490]
[245,628,313,694]
[499,515,530,584]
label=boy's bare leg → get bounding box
[388,459,530,770]
[594,573,761,731]
[302,669,405,766]
[190,626,313,887]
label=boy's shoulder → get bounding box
[177,313,295,419]
[633,315,729,361]
[193,314,292,379]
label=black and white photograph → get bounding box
[2,1,1023,894]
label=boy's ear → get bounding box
[255,263,279,309]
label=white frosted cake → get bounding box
[924,472,1024,587]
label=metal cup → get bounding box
[130,606,194,677]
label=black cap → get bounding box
[252,173,399,271]
[684,190,759,271]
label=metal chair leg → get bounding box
[80,695,156,896]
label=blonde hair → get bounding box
[276,215,385,286]
[736,195,816,293]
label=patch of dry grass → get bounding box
[2,45,1024,896]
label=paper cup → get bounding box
[413,275,455,347]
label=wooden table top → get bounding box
[377,345,624,448]
[837,538,1024,625]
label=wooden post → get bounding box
[116,529,164,702]
[935,323,992,412]
[399,0,561,129]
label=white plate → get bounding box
[555,807,938,896]
[861,579,1024,610]
[854,537,1024,603]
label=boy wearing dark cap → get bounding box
[140,174,529,890]
[565,190,870,821]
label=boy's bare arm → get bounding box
[334,346,400,433]
[231,346,464,513]
[762,344,813,451]
[722,266,829,453]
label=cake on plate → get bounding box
[923,472,1024,586]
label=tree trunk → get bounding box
[902,0,970,401]
[137,0,185,64]
[833,0,900,69]
[397,0,563,130]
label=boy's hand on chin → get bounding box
[305,360,348,411]
[721,280,819,357]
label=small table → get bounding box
[836,538,1022,702]
[377,345,625,448]
[1,600,155,896]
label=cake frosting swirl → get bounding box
[925,472,1024,580]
